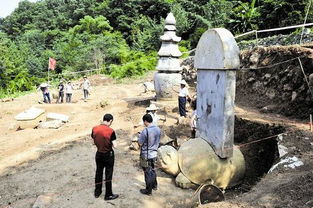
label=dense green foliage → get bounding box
[0,0,312,96]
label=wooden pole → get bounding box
[310,114,313,131]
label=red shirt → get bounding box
[92,124,116,153]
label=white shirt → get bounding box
[65,84,73,94]
[179,87,189,97]
[83,79,90,90]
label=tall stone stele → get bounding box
[154,13,182,99]
[194,28,240,158]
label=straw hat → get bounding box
[180,80,187,85]
[40,83,48,88]
[146,104,159,111]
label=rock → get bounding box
[157,145,180,176]
[260,105,277,113]
[37,120,64,129]
[160,134,174,145]
[263,73,271,79]
[249,52,261,64]
[247,77,255,83]
[1,98,14,102]
[265,90,276,99]
[100,100,109,108]
[51,92,58,100]
[32,194,54,208]
[129,134,140,151]
[283,84,292,91]
[46,113,69,122]
[252,81,262,91]
[8,123,20,131]
[278,144,288,158]
[309,73,313,84]
[175,172,196,189]
[143,82,155,92]
[291,91,297,101]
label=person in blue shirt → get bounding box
[138,114,161,195]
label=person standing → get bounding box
[57,81,65,103]
[138,114,161,195]
[91,114,119,200]
[65,81,74,103]
[40,83,51,104]
[82,76,91,101]
[178,80,190,117]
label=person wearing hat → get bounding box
[146,104,161,126]
[134,104,165,128]
[82,75,91,101]
[65,81,74,103]
[39,83,51,104]
[177,80,190,117]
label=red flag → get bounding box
[48,57,56,70]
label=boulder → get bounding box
[143,82,155,92]
[157,145,180,176]
[32,194,54,208]
[38,120,64,129]
[160,134,174,145]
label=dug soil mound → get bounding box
[237,45,313,119]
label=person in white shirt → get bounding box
[178,80,190,117]
[65,81,74,103]
[82,76,91,101]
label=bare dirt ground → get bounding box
[0,74,312,208]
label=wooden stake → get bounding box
[309,114,312,131]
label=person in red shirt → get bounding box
[91,114,119,200]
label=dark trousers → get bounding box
[43,93,51,103]
[178,96,187,117]
[83,89,89,100]
[58,92,64,103]
[66,93,72,103]
[95,151,114,197]
[142,158,157,192]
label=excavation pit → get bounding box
[232,117,286,192]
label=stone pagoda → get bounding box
[154,13,182,99]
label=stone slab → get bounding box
[46,113,69,122]
[15,107,45,121]
[197,70,236,158]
